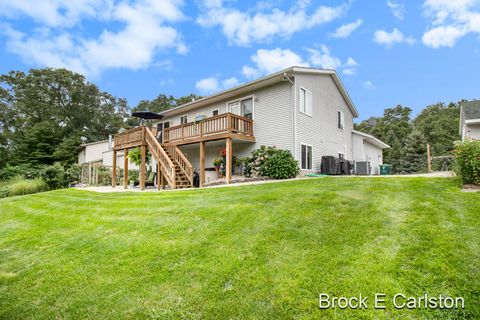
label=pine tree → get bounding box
[398,130,428,173]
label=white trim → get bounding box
[465,119,480,124]
[300,143,313,170]
[293,76,298,160]
[352,130,390,149]
[226,94,255,119]
[337,109,345,131]
[159,66,359,118]
[299,86,313,117]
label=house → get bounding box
[111,66,389,190]
[459,100,480,141]
[77,138,136,184]
[352,130,390,175]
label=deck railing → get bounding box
[114,126,144,149]
[164,113,254,143]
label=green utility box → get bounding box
[379,164,392,175]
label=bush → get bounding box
[454,139,480,185]
[262,149,300,179]
[0,175,49,198]
[244,146,299,179]
[0,163,42,181]
[66,164,82,184]
[40,163,69,189]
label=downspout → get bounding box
[283,73,297,160]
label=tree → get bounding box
[398,130,428,173]
[412,101,461,156]
[0,68,129,168]
[355,105,413,172]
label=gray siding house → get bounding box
[111,66,389,190]
[155,67,387,181]
[460,100,480,141]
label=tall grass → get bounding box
[0,176,49,198]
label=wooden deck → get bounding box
[163,112,255,146]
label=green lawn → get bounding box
[1,177,479,319]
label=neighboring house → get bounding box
[352,130,390,175]
[77,138,138,170]
[112,66,389,190]
[459,100,480,141]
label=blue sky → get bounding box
[0,0,479,121]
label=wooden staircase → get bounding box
[144,127,193,189]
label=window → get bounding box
[227,96,254,119]
[241,98,253,119]
[212,109,219,116]
[337,110,345,130]
[180,115,188,124]
[338,153,345,159]
[301,144,312,170]
[300,87,312,115]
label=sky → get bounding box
[0,0,479,121]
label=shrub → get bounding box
[0,163,42,181]
[454,139,480,185]
[0,176,49,198]
[40,163,69,189]
[66,164,82,184]
[244,146,299,179]
[262,149,300,179]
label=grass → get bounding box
[0,177,479,319]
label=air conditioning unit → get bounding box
[355,161,370,175]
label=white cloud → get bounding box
[422,0,480,48]
[306,45,341,69]
[387,1,405,20]
[342,57,358,75]
[363,80,376,90]
[329,19,363,38]
[195,76,240,94]
[197,0,350,46]
[242,46,358,79]
[0,0,186,76]
[242,48,308,78]
[373,28,416,46]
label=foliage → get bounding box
[96,166,113,186]
[66,165,82,184]
[454,139,480,185]
[262,149,299,179]
[244,145,299,179]
[0,175,49,198]
[40,163,72,189]
[0,68,129,169]
[413,101,461,156]
[128,147,152,167]
[0,178,479,319]
[397,130,428,173]
[0,163,42,181]
[126,93,202,127]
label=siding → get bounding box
[159,81,294,160]
[363,141,383,175]
[466,123,480,140]
[294,73,354,172]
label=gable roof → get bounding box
[159,66,359,118]
[461,100,480,120]
[352,130,390,149]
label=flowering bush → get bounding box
[244,145,299,179]
[454,139,480,185]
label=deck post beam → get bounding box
[112,150,117,188]
[226,137,232,184]
[140,145,146,191]
[157,161,162,190]
[123,149,129,189]
[200,141,205,187]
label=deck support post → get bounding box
[112,150,117,188]
[123,149,129,189]
[200,141,205,187]
[157,161,162,190]
[140,145,146,191]
[226,137,232,184]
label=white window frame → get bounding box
[226,95,254,119]
[180,114,188,124]
[299,86,313,116]
[212,109,219,116]
[337,110,345,131]
[300,143,313,170]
